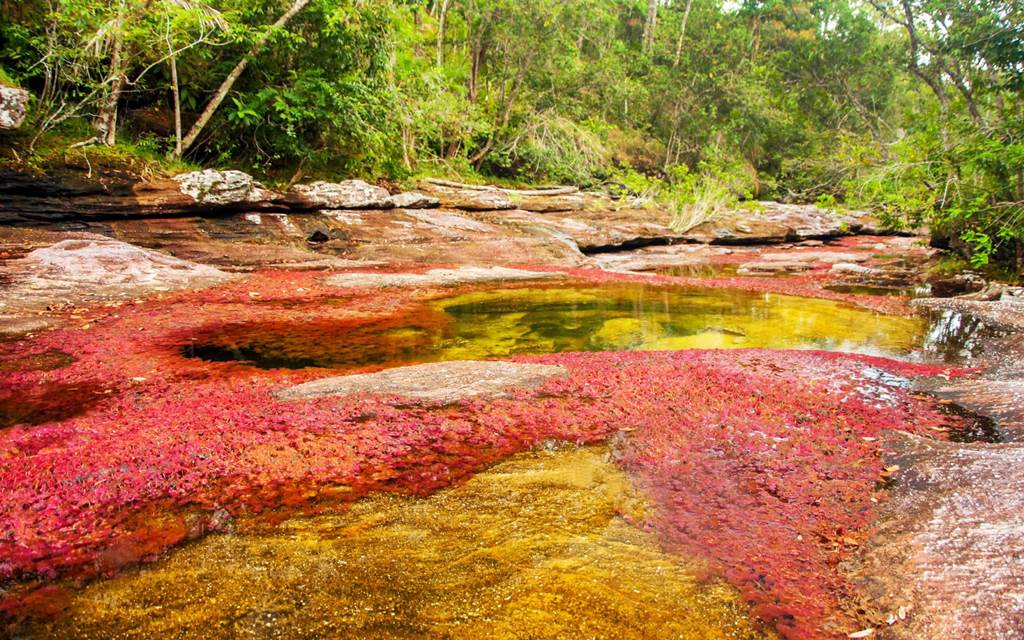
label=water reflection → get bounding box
[183,284,942,370]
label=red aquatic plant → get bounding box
[0,267,970,638]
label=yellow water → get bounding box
[28,447,776,640]
[432,285,927,359]
[185,284,931,370]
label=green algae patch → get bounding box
[21,446,776,640]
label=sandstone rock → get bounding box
[759,251,867,264]
[419,184,515,211]
[515,193,588,213]
[0,85,29,129]
[289,180,393,209]
[591,244,738,272]
[927,273,986,298]
[0,315,50,336]
[851,434,1024,640]
[325,266,558,289]
[830,262,884,276]
[683,202,890,245]
[277,360,568,404]
[391,191,440,209]
[173,170,278,206]
[737,260,811,275]
[0,235,233,313]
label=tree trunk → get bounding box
[94,6,127,146]
[642,0,658,54]
[672,0,692,68]
[436,0,450,66]
[179,0,311,156]
[167,19,183,158]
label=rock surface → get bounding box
[514,193,588,212]
[288,180,393,209]
[277,360,568,404]
[848,295,1024,640]
[0,85,29,129]
[325,266,557,289]
[736,260,811,275]
[418,184,515,211]
[173,170,278,206]
[851,434,1024,640]
[683,202,887,245]
[391,191,440,209]
[0,234,233,313]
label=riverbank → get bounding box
[1,168,1022,639]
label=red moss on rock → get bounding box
[0,268,969,638]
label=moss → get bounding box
[1,118,197,177]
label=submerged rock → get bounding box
[288,180,393,209]
[737,260,811,275]
[277,360,568,404]
[0,85,29,129]
[325,266,558,288]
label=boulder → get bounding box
[288,180,393,210]
[325,266,558,289]
[0,85,29,129]
[173,169,279,206]
[391,191,440,209]
[927,273,986,298]
[277,360,568,404]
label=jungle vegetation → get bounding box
[1,0,1022,269]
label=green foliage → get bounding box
[1,0,1021,272]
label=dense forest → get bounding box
[1,0,1022,270]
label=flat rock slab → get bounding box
[851,434,1024,640]
[418,184,515,211]
[277,360,568,404]
[683,202,888,245]
[325,266,558,288]
[0,234,233,313]
[759,251,867,263]
[737,260,811,274]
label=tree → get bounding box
[178,0,312,155]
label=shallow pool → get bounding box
[184,283,932,370]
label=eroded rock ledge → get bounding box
[0,168,899,262]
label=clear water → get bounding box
[184,283,933,370]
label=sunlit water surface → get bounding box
[185,283,951,370]
[23,447,776,640]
